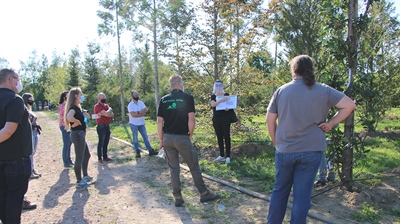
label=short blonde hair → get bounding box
[169,75,182,89]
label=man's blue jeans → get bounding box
[0,157,31,224]
[96,124,111,160]
[60,126,72,166]
[129,124,152,152]
[267,151,322,224]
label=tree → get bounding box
[116,0,169,115]
[354,1,400,131]
[133,42,154,95]
[159,0,194,76]
[267,0,325,66]
[83,42,102,109]
[67,48,81,88]
[98,0,129,122]
[43,52,68,106]
[0,58,9,68]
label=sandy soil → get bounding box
[20,112,400,224]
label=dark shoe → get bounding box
[70,161,74,165]
[32,170,42,177]
[149,150,158,156]
[22,198,37,210]
[175,196,184,207]
[98,159,103,164]
[64,164,73,168]
[29,173,40,180]
[136,152,141,158]
[314,180,326,187]
[104,158,113,162]
[200,190,218,203]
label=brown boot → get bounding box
[200,190,218,203]
[174,195,184,207]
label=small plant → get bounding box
[388,208,400,221]
[351,202,382,223]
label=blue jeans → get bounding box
[70,130,91,182]
[30,130,39,171]
[129,124,152,152]
[267,151,322,224]
[60,126,72,166]
[0,158,31,224]
[318,154,335,182]
[96,124,111,160]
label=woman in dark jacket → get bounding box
[210,81,232,164]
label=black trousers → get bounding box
[212,115,231,158]
[96,124,111,160]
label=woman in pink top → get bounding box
[59,91,73,167]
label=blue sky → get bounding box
[0,0,399,70]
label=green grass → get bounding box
[351,202,382,223]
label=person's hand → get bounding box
[222,97,230,102]
[32,124,42,135]
[318,122,333,133]
[71,120,82,128]
[159,141,163,149]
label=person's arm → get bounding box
[188,112,195,139]
[66,109,82,128]
[139,107,148,116]
[266,112,278,146]
[105,107,114,117]
[98,107,114,117]
[318,96,356,133]
[210,97,229,108]
[83,111,90,119]
[157,116,164,149]
[0,122,18,143]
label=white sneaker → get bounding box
[225,157,230,164]
[214,156,225,162]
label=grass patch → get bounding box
[351,203,382,223]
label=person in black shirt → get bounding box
[157,75,218,207]
[65,87,93,187]
[0,68,32,224]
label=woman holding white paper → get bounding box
[210,81,232,164]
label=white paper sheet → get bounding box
[216,95,238,110]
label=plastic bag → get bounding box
[157,147,166,159]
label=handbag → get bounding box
[229,109,238,123]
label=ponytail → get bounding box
[290,55,316,87]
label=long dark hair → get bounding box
[59,91,69,104]
[290,55,315,87]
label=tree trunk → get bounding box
[213,0,218,81]
[343,0,359,191]
[153,0,160,116]
[116,1,126,123]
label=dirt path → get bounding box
[21,112,400,224]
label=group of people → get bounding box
[0,54,356,223]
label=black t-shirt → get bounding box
[211,93,230,117]
[69,105,86,131]
[0,88,32,160]
[157,89,195,135]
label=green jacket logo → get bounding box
[168,103,177,109]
